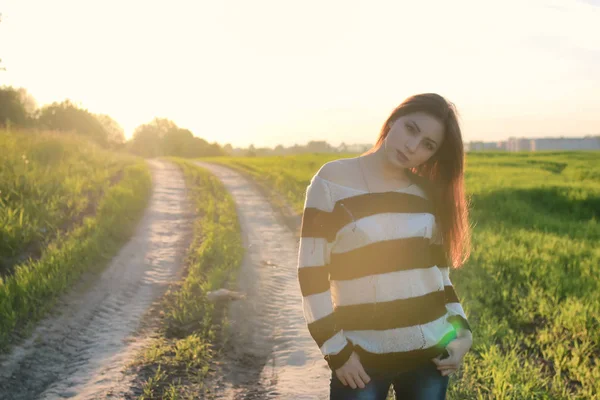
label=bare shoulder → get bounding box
[315,158,356,184]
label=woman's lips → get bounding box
[396,150,409,163]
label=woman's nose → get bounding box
[406,139,418,153]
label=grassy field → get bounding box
[203,151,600,399]
[0,129,152,351]
[2,137,597,398]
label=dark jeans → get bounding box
[329,361,449,400]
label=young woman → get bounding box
[297,93,473,399]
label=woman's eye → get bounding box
[405,123,414,133]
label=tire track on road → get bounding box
[0,160,194,400]
[195,162,330,400]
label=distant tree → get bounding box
[128,118,170,157]
[306,140,333,153]
[208,141,226,156]
[246,144,256,157]
[129,116,180,156]
[189,136,210,156]
[37,100,109,146]
[0,86,32,128]
[128,117,225,158]
[163,127,194,156]
[152,117,179,137]
[94,113,125,147]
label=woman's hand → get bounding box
[431,330,472,376]
[335,351,371,389]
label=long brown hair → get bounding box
[361,93,471,269]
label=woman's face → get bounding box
[383,112,445,168]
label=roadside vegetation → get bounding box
[0,129,152,351]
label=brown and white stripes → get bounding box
[297,172,471,372]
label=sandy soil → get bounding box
[0,160,195,400]
[195,161,331,400]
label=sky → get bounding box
[1,0,599,148]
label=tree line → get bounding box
[0,85,227,158]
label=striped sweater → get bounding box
[297,170,472,372]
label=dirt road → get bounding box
[196,162,330,400]
[0,160,331,399]
[0,160,194,400]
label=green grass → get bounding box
[0,129,152,351]
[200,151,600,399]
[131,158,244,400]
[0,129,137,272]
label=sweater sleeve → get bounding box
[430,221,472,334]
[297,176,354,371]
